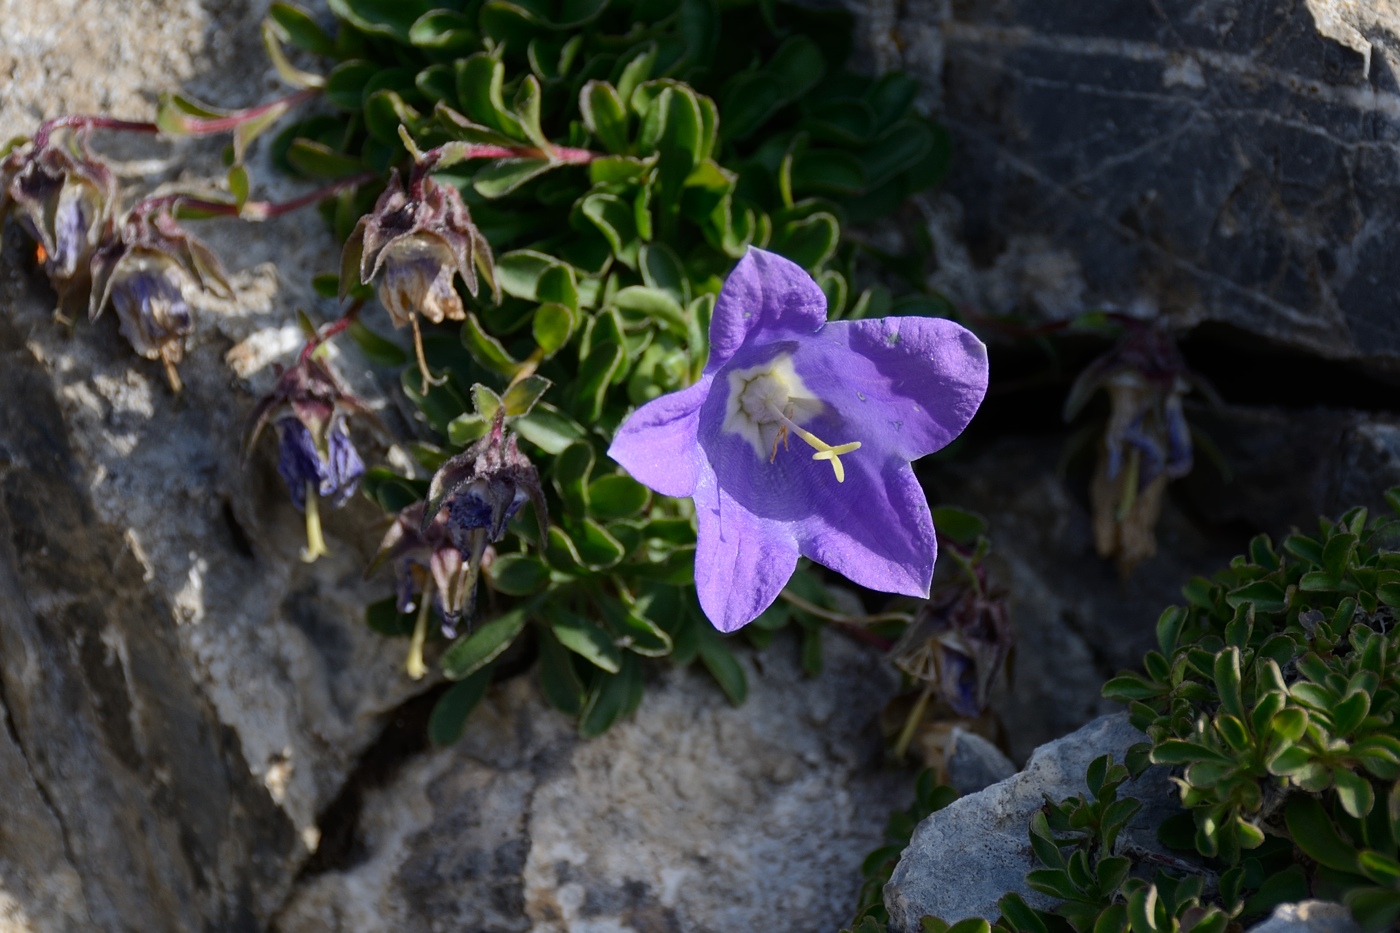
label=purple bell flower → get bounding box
[275,416,364,511]
[608,248,990,632]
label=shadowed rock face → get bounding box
[931,0,1400,371]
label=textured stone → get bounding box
[0,1,422,928]
[853,0,1400,372]
[275,633,908,933]
[885,713,1177,931]
[945,727,1017,795]
[1245,900,1364,933]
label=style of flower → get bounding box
[1063,320,1213,574]
[608,248,990,632]
[246,353,371,563]
[89,207,232,392]
[0,129,117,318]
[341,170,498,391]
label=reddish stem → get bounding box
[172,88,320,134]
[33,116,160,148]
[131,172,377,223]
[836,622,894,651]
[298,302,364,365]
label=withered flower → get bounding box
[90,207,232,391]
[0,129,117,318]
[340,170,497,391]
[1064,321,1212,574]
[247,353,372,563]
[890,576,1014,721]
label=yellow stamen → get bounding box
[300,483,330,562]
[768,405,862,483]
[405,580,433,681]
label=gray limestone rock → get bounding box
[945,727,1018,795]
[854,0,1400,372]
[885,713,1177,931]
[1246,901,1364,933]
[274,632,907,933]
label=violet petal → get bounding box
[607,376,712,498]
[704,248,828,375]
[692,463,799,633]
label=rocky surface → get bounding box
[1245,901,1364,933]
[274,633,905,933]
[885,713,1176,930]
[919,0,1400,372]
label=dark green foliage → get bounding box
[850,493,1400,932]
[276,0,956,740]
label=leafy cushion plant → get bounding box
[261,0,955,737]
[847,491,1400,932]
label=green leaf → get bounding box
[1346,887,1400,933]
[1358,849,1400,885]
[537,624,585,715]
[1225,579,1288,614]
[579,653,643,737]
[769,210,839,269]
[268,2,336,55]
[1332,689,1371,736]
[1214,647,1245,721]
[791,149,866,196]
[285,138,365,178]
[348,321,407,366]
[427,670,491,746]
[488,553,550,595]
[930,507,986,545]
[588,475,650,520]
[501,374,552,418]
[327,0,431,40]
[515,403,588,455]
[533,303,577,356]
[473,158,555,198]
[998,892,1049,933]
[461,314,520,377]
[1335,768,1376,818]
[697,626,747,705]
[639,243,690,305]
[551,610,623,673]
[455,52,523,137]
[440,607,529,680]
[1285,794,1359,871]
[612,285,687,337]
[581,80,630,154]
[365,597,414,637]
[408,9,478,52]
[582,192,641,269]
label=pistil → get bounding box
[301,482,330,562]
[765,403,862,482]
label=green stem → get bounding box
[406,580,434,681]
[300,484,329,563]
[894,682,936,762]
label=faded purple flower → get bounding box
[890,579,1013,719]
[341,170,498,390]
[608,248,990,632]
[369,501,472,636]
[89,208,232,391]
[246,353,372,562]
[1063,320,1215,574]
[1,129,117,316]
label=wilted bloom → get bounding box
[0,129,117,317]
[890,577,1013,719]
[367,501,474,679]
[246,353,370,562]
[608,248,990,632]
[422,408,548,585]
[341,170,497,390]
[1063,320,1213,574]
[90,208,232,391]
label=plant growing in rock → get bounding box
[264,0,977,737]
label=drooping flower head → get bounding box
[1063,319,1213,574]
[246,352,371,562]
[340,171,498,390]
[1,129,118,318]
[608,248,990,632]
[89,207,232,391]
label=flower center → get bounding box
[722,355,861,482]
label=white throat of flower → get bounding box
[722,354,861,482]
